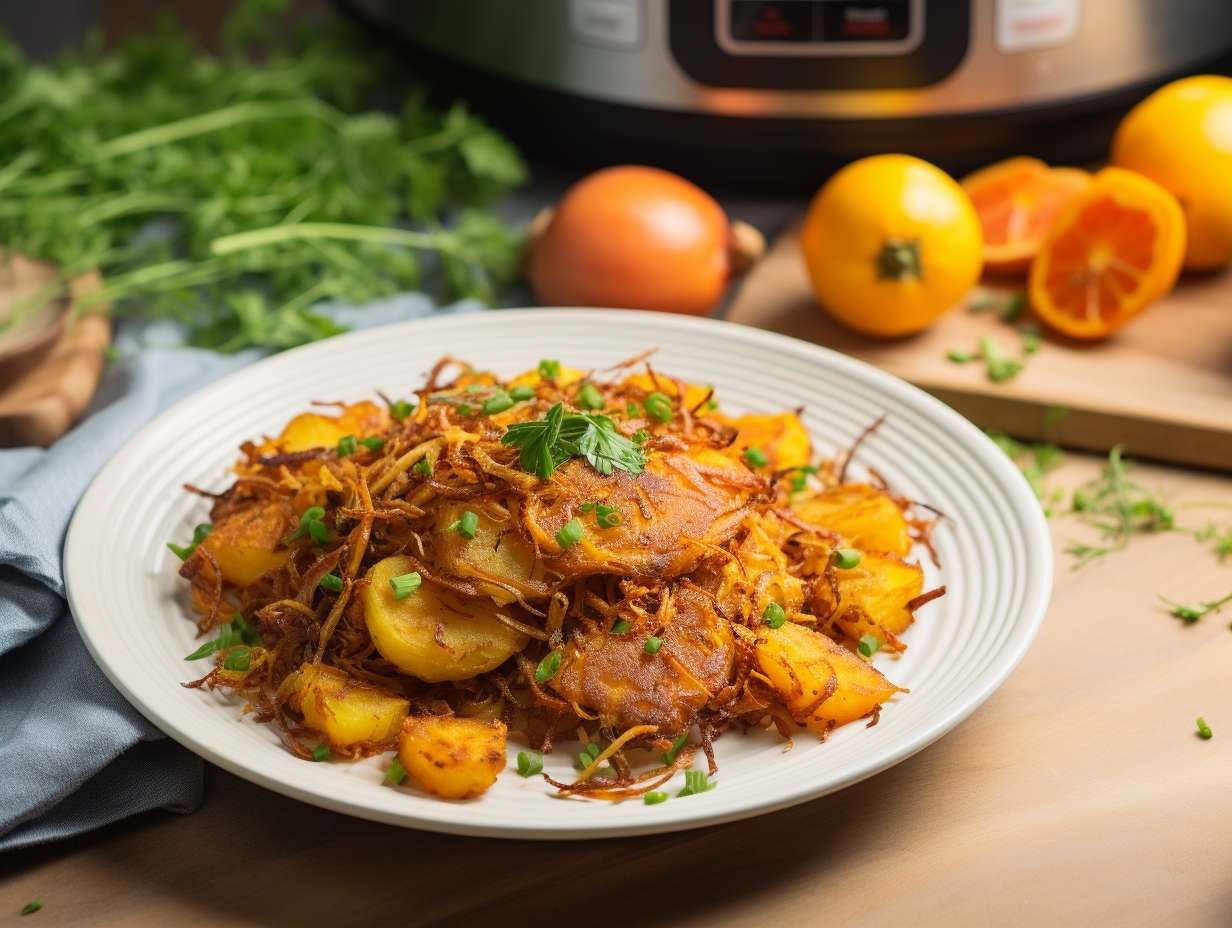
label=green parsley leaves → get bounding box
[501,403,646,479]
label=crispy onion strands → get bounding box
[574,724,658,785]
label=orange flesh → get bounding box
[1042,197,1157,323]
[964,161,1089,269]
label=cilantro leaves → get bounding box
[501,403,646,480]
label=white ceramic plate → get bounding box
[65,309,1051,840]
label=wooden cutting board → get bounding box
[725,225,1232,471]
[0,258,109,448]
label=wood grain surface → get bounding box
[0,264,110,448]
[726,227,1232,471]
[5,453,1230,928]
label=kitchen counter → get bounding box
[5,451,1229,927]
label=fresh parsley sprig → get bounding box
[501,403,646,479]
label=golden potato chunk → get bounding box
[525,448,762,580]
[508,364,586,390]
[621,372,714,412]
[814,552,925,646]
[554,584,734,733]
[754,621,901,730]
[279,663,408,749]
[265,400,389,455]
[198,497,293,587]
[722,412,812,471]
[794,483,911,556]
[713,512,806,621]
[433,503,550,605]
[398,715,507,800]
[363,555,528,683]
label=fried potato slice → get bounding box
[753,621,902,730]
[279,663,408,749]
[433,503,551,605]
[198,496,293,587]
[713,512,806,622]
[721,412,812,471]
[525,448,763,580]
[793,483,912,556]
[398,715,507,800]
[270,400,388,453]
[363,555,528,683]
[554,584,733,734]
[814,552,925,647]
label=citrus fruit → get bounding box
[528,166,731,316]
[1028,167,1185,340]
[800,154,982,338]
[1112,74,1232,270]
[962,157,1090,274]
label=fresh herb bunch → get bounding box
[0,0,527,351]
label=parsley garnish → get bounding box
[501,403,646,479]
[1160,591,1232,624]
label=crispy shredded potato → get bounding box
[175,355,945,801]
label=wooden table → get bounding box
[5,453,1230,927]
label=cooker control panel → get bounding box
[720,0,923,56]
[669,0,968,90]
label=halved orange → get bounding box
[962,157,1091,274]
[1028,167,1185,340]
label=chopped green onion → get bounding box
[663,732,689,765]
[449,510,479,540]
[580,502,622,528]
[312,744,330,762]
[307,519,331,544]
[412,457,433,476]
[556,517,584,550]
[167,522,213,561]
[1197,717,1213,740]
[516,750,544,777]
[538,359,561,381]
[20,901,42,916]
[389,571,422,600]
[390,399,414,421]
[631,429,649,444]
[857,634,880,658]
[762,602,787,629]
[644,391,673,423]
[535,649,562,684]
[464,383,487,393]
[232,611,258,644]
[223,647,251,672]
[360,436,385,452]
[644,791,668,805]
[384,757,407,785]
[610,618,631,635]
[456,403,474,416]
[626,401,640,417]
[644,636,663,655]
[184,639,220,661]
[586,742,601,759]
[288,506,328,544]
[788,465,819,493]
[743,447,768,468]
[577,382,604,410]
[677,769,716,797]
[510,385,535,402]
[482,391,514,415]
[336,434,358,457]
[946,350,976,364]
[832,548,863,569]
[319,573,344,593]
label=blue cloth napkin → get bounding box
[0,294,479,851]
